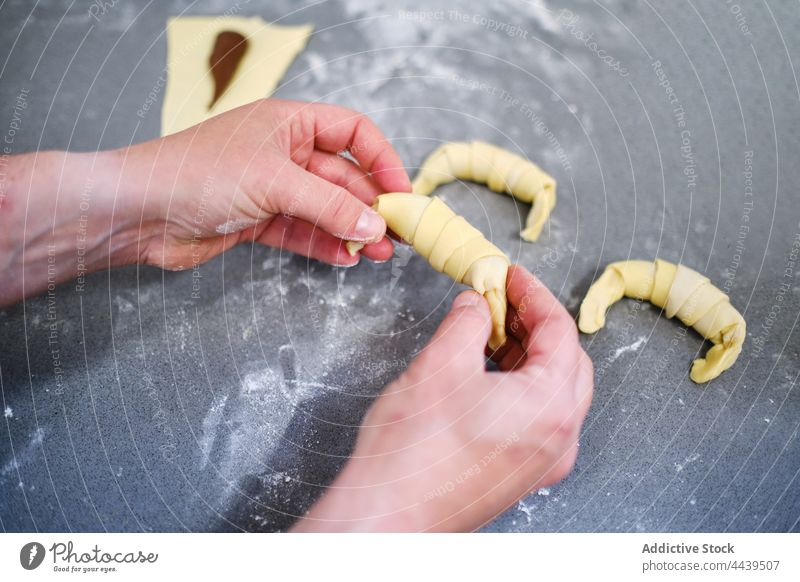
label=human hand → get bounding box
[292,265,593,532]
[122,98,411,270]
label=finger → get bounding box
[413,291,491,376]
[486,334,527,371]
[306,150,384,205]
[486,333,513,362]
[485,305,528,363]
[272,162,386,243]
[506,265,580,371]
[498,339,528,371]
[506,305,528,344]
[574,350,594,420]
[310,104,412,193]
[256,214,360,266]
[359,237,394,262]
[556,353,590,430]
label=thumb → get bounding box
[418,291,492,373]
[275,162,386,243]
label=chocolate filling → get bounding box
[208,30,248,110]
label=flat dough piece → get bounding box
[161,16,313,135]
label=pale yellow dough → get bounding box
[411,141,556,241]
[374,193,509,350]
[578,259,746,383]
[161,16,312,135]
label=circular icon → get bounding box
[19,542,45,570]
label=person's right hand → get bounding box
[292,265,594,532]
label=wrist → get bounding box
[114,139,205,262]
[0,148,156,305]
[60,148,154,269]
[291,460,428,532]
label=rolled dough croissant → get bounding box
[374,193,509,350]
[579,259,746,383]
[411,141,556,241]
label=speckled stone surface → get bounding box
[0,0,798,532]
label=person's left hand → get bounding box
[119,98,411,270]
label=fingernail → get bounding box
[454,292,481,309]
[336,255,361,268]
[353,208,384,242]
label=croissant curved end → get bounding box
[690,343,741,383]
[577,267,626,334]
[373,192,510,351]
[484,288,508,351]
[412,141,556,243]
[520,182,557,242]
[520,203,547,241]
[690,317,746,383]
[464,255,509,350]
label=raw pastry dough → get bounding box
[578,259,746,383]
[373,193,509,350]
[411,141,556,241]
[161,16,312,135]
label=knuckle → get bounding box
[503,437,533,466]
[541,403,580,448]
[552,415,578,447]
[547,445,579,483]
[454,308,490,332]
[349,114,374,152]
[351,111,368,126]
[327,187,355,224]
[351,111,369,128]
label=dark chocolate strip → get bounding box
[208,30,248,110]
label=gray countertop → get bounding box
[1,0,798,532]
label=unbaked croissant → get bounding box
[579,259,746,383]
[374,193,509,350]
[411,141,556,241]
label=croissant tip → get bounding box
[519,228,540,242]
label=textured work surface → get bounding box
[1,0,798,532]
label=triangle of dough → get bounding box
[161,16,313,135]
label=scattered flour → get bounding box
[114,295,135,313]
[1,428,44,481]
[517,499,534,524]
[609,336,647,362]
[674,452,701,473]
[216,219,258,235]
[193,254,406,511]
[199,394,229,470]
